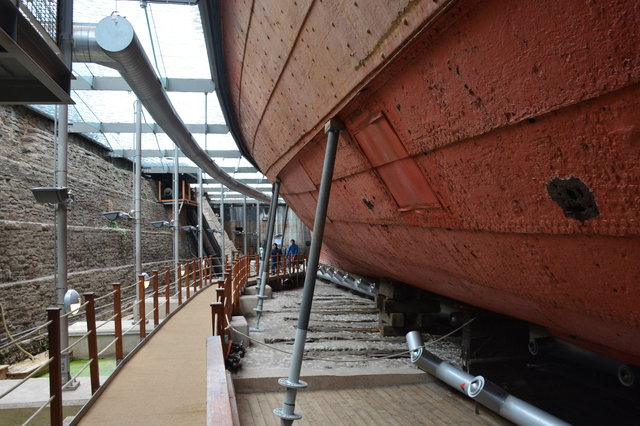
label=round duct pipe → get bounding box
[72,15,270,203]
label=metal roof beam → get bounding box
[142,165,258,174]
[202,178,266,184]
[72,76,215,93]
[68,122,228,134]
[110,149,242,158]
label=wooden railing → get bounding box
[0,255,220,426]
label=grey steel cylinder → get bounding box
[413,348,484,398]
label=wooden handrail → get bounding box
[47,308,63,426]
[112,283,123,362]
[84,293,100,394]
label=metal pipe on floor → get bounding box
[316,265,376,298]
[529,337,636,387]
[251,180,280,332]
[406,331,570,426]
[274,119,343,425]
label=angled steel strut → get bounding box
[274,118,343,425]
[251,180,281,332]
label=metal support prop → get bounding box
[173,146,180,288]
[406,331,570,426]
[220,184,225,264]
[198,169,204,259]
[134,99,142,320]
[243,196,248,256]
[275,118,343,424]
[250,180,281,332]
[256,200,261,270]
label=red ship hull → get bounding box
[213,0,640,364]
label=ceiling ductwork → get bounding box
[72,15,270,203]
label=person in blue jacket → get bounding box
[285,239,299,271]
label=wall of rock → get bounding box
[0,105,191,354]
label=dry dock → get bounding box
[73,279,508,425]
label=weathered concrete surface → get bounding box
[235,280,462,391]
[0,376,99,426]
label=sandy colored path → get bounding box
[79,285,216,425]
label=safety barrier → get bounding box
[210,254,256,359]
[0,255,221,426]
[266,254,307,287]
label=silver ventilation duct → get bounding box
[73,15,270,203]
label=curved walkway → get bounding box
[78,284,217,425]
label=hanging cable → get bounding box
[141,2,163,81]
[149,4,168,79]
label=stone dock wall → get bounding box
[0,105,193,356]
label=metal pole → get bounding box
[256,200,261,266]
[243,196,248,256]
[250,180,280,332]
[275,119,343,424]
[220,184,225,264]
[198,169,204,259]
[134,99,142,321]
[173,146,180,288]
[54,0,74,388]
[54,103,71,386]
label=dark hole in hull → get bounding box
[546,177,599,223]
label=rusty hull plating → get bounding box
[216,0,640,364]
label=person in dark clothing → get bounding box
[270,243,281,274]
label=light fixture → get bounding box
[102,211,132,221]
[142,272,150,289]
[181,225,198,232]
[151,220,170,228]
[178,264,185,277]
[206,228,220,233]
[64,289,82,315]
[31,187,73,205]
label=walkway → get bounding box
[78,284,217,425]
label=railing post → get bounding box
[138,274,146,339]
[165,266,171,316]
[152,270,159,326]
[113,283,123,363]
[177,263,183,306]
[185,260,191,300]
[47,308,63,426]
[83,293,100,394]
[192,259,197,293]
[209,256,213,284]
[210,302,223,336]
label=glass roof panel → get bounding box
[29,0,270,192]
